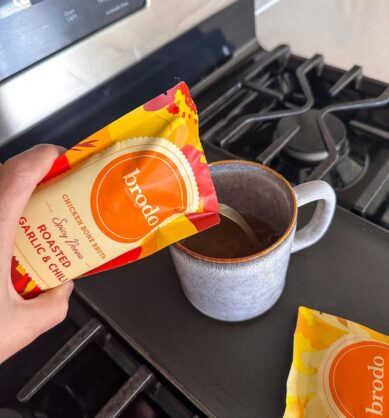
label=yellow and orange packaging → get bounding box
[12,82,219,298]
[285,307,388,417]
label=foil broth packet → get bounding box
[284,307,388,418]
[12,82,219,298]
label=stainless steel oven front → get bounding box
[0,0,235,146]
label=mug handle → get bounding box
[291,180,336,253]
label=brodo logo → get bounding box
[320,339,388,418]
[91,150,188,243]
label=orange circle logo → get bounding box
[91,150,188,243]
[321,339,388,418]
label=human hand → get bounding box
[0,145,74,364]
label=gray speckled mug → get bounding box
[170,161,336,322]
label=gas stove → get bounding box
[195,45,389,230]
[0,0,388,417]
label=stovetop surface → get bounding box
[1,11,388,411]
[76,145,389,418]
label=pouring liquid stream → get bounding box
[218,204,259,248]
[181,203,283,259]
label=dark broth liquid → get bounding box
[182,213,282,259]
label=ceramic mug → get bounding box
[170,160,336,322]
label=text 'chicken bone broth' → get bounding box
[12,83,219,298]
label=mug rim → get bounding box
[175,160,298,264]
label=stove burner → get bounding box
[275,110,347,163]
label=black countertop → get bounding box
[76,147,389,418]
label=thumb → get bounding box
[20,281,74,335]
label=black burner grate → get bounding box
[198,45,389,229]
